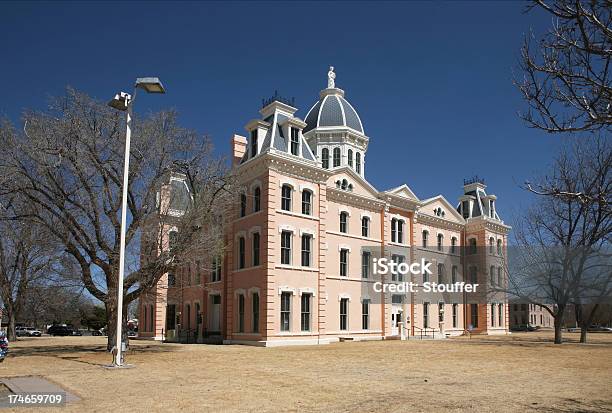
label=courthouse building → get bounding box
[139,68,510,345]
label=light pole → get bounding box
[108,77,165,366]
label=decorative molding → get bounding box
[278,286,296,295]
[299,287,316,297]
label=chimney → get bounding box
[231,134,248,167]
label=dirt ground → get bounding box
[1,332,611,413]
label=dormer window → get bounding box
[434,207,445,217]
[490,200,495,218]
[251,129,258,157]
[333,148,341,167]
[355,152,361,174]
[462,201,470,219]
[321,148,329,169]
[348,149,353,167]
[290,127,299,156]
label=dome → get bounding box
[303,89,364,134]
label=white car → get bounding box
[16,327,42,337]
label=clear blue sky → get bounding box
[1,1,566,226]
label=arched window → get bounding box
[451,266,458,284]
[391,218,397,242]
[341,179,348,190]
[281,184,292,211]
[240,192,247,217]
[355,152,361,174]
[168,230,179,251]
[437,263,445,284]
[451,237,457,254]
[361,216,370,237]
[497,266,503,287]
[253,232,260,266]
[469,238,477,254]
[340,211,348,233]
[253,187,261,212]
[321,148,329,169]
[437,233,443,251]
[238,236,246,269]
[302,190,312,215]
[490,265,495,285]
[149,305,154,332]
[333,147,341,167]
[290,127,299,155]
[348,149,353,167]
[422,230,429,248]
[497,239,503,255]
[397,220,404,243]
[489,237,495,254]
[185,303,191,330]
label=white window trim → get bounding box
[299,287,317,297]
[234,288,246,297]
[338,293,351,302]
[249,180,262,192]
[249,226,262,237]
[338,244,352,252]
[299,228,317,239]
[339,208,352,217]
[278,286,296,295]
[299,184,316,196]
[278,225,296,234]
[279,179,296,190]
[235,231,247,240]
[248,287,260,296]
[360,212,372,220]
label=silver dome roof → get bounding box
[303,91,364,134]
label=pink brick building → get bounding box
[139,68,510,345]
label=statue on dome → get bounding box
[327,66,336,89]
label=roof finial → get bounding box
[327,66,336,89]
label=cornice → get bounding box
[416,213,464,231]
[327,188,385,210]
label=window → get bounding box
[168,272,176,287]
[439,302,444,323]
[462,201,470,219]
[251,129,258,157]
[451,237,457,254]
[253,187,261,212]
[348,149,353,167]
[185,304,191,329]
[490,303,495,327]
[391,219,397,242]
[166,304,176,330]
[397,220,404,244]
[469,238,477,255]
[290,127,299,155]
[361,251,371,279]
[437,234,443,251]
[281,185,292,211]
[470,304,479,328]
[195,260,201,285]
[252,233,260,266]
[301,234,312,267]
[186,265,191,286]
[168,230,179,251]
[423,302,430,328]
[392,295,404,304]
[321,148,329,169]
[340,212,348,233]
[240,193,247,217]
[302,190,312,215]
[423,262,430,283]
[497,267,503,287]
[499,303,503,327]
[238,237,246,269]
[451,266,458,284]
[452,303,458,328]
[437,263,445,284]
[150,305,155,332]
[252,293,259,333]
[490,265,495,286]
[238,294,245,333]
[355,152,361,174]
[422,230,429,248]
[469,266,478,284]
[497,239,503,255]
[281,231,291,265]
[340,298,349,330]
[333,147,341,167]
[340,248,349,276]
[361,216,370,237]
[301,294,311,331]
[280,292,291,332]
[362,299,370,330]
[391,254,405,281]
[489,237,495,254]
[212,257,222,282]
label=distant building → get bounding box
[139,68,511,345]
[509,301,554,328]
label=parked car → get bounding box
[511,324,537,332]
[72,329,83,336]
[47,325,74,336]
[91,329,103,336]
[127,330,137,337]
[16,327,42,337]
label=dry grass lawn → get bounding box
[1,332,611,412]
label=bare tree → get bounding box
[516,0,611,133]
[0,88,234,350]
[505,136,611,343]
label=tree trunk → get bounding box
[553,312,564,344]
[104,298,128,353]
[7,309,16,342]
[579,303,600,344]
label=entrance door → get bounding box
[211,295,221,332]
[391,307,402,335]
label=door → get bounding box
[211,295,221,332]
[391,307,402,335]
